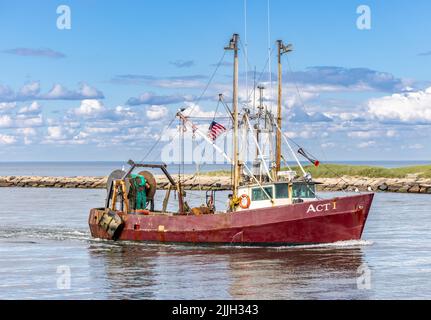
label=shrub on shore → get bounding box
[204,164,431,179]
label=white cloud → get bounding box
[321,142,335,148]
[73,131,89,140]
[17,128,37,136]
[84,127,119,134]
[19,82,40,97]
[146,105,168,120]
[15,114,43,127]
[285,130,317,139]
[114,105,136,118]
[0,102,16,111]
[18,101,41,114]
[407,143,424,150]
[74,99,105,116]
[79,83,102,98]
[357,141,376,148]
[23,136,32,145]
[0,82,104,103]
[0,115,13,127]
[43,83,104,100]
[0,84,15,101]
[368,87,431,123]
[386,130,398,137]
[18,127,37,145]
[182,103,224,118]
[0,134,16,145]
[47,126,64,140]
[330,112,363,122]
[44,84,69,99]
[348,131,377,139]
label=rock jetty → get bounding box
[0,175,430,194]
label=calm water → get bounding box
[0,186,430,299]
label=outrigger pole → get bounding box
[273,121,307,177]
[225,34,240,199]
[275,40,293,179]
[175,111,274,204]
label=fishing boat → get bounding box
[88,34,374,245]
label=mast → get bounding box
[275,40,293,179]
[225,34,240,198]
[257,85,264,161]
[255,85,265,181]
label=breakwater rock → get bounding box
[0,175,231,190]
[315,176,431,194]
[0,176,108,189]
[0,175,430,194]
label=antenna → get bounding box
[267,0,273,111]
[253,66,256,113]
[244,0,248,103]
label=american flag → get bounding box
[208,121,226,141]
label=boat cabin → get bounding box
[236,181,318,211]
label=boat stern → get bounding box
[88,208,125,240]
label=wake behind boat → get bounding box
[88,34,374,245]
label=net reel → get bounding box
[106,169,157,212]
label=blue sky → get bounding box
[0,0,430,161]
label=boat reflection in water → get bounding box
[87,241,372,299]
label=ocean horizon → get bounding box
[0,160,429,177]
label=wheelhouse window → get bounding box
[275,183,289,199]
[292,183,316,199]
[251,186,273,201]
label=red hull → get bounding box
[89,193,374,245]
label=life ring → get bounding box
[239,194,251,209]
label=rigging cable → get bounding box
[140,51,227,163]
[285,56,352,193]
[245,45,275,106]
[140,116,177,163]
[184,50,227,117]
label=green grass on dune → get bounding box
[204,164,431,179]
[287,164,431,179]
[204,170,232,177]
